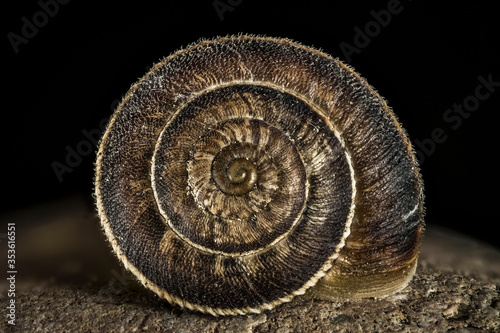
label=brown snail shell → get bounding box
[95,35,424,316]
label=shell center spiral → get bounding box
[150,85,353,256]
[213,154,258,196]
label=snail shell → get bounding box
[95,35,424,316]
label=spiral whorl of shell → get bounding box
[95,35,424,316]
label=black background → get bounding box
[3,1,499,247]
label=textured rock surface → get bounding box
[1,195,499,332]
[1,269,499,332]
